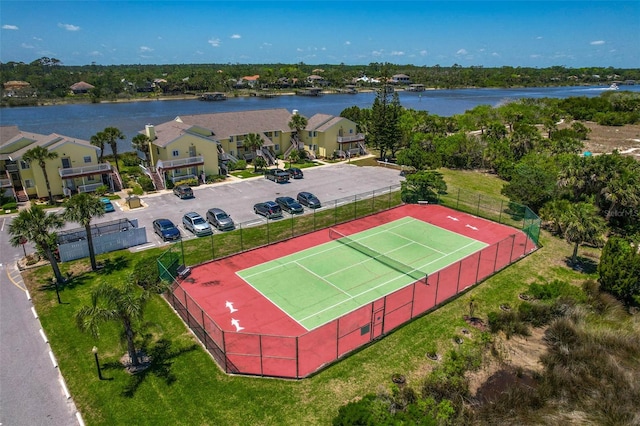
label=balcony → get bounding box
[59,162,112,178]
[156,156,204,170]
[0,178,12,188]
[337,133,365,144]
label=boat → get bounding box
[200,92,227,101]
[606,83,619,91]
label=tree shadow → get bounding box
[565,256,598,274]
[98,255,130,275]
[119,338,198,398]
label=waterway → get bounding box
[1,85,638,153]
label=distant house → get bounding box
[391,74,411,84]
[234,75,260,89]
[70,81,95,94]
[307,75,328,86]
[0,126,118,201]
[2,80,33,97]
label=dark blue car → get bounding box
[153,218,181,241]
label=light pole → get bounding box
[92,346,103,380]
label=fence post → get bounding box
[371,189,375,213]
[353,195,357,219]
[456,188,461,209]
[476,194,481,216]
[334,200,337,225]
[211,233,215,260]
[240,224,244,252]
[498,200,503,224]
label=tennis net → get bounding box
[329,228,426,282]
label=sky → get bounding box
[1,1,639,68]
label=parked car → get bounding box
[253,201,283,219]
[275,196,304,214]
[173,184,194,199]
[100,197,115,213]
[264,168,290,183]
[206,208,235,231]
[297,191,321,209]
[182,212,213,236]
[287,167,304,179]
[153,218,181,241]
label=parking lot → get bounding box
[108,162,404,251]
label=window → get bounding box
[83,156,92,163]
[275,131,279,137]
[349,129,354,134]
[274,144,280,152]
[24,179,34,188]
[20,161,29,170]
[172,150,179,157]
[230,150,235,156]
[87,175,96,181]
[156,147,160,154]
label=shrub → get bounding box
[174,177,198,187]
[131,258,160,290]
[137,175,155,192]
[2,201,18,211]
[94,185,110,196]
[230,159,247,171]
[121,154,141,167]
[528,279,584,302]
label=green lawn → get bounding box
[24,168,592,425]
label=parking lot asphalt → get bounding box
[118,162,405,250]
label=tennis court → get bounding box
[166,204,538,378]
[237,217,487,330]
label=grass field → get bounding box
[23,168,599,425]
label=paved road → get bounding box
[0,162,404,425]
[0,218,79,426]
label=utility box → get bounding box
[127,196,142,209]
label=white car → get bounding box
[182,212,213,236]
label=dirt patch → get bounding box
[561,122,640,159]
[468,327,547,397]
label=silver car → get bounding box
[206,208,235,231]
[182,212,213,236]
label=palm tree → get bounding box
[8,206,65,284]
[22,146,58,205]
[103,127,125,172]
[63,193,105,271]
[562,202,607,265]
[90,131,108,164]
[243,133,264,160]
[131,134,151,166]
[76,280,150,368]
[288,113,308,152]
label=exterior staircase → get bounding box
[15,189,29,202]
[149,169,165,190]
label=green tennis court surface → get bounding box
[237,217,487,330]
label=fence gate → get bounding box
[371,299,385,339]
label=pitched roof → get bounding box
[70,81,95,90]
[176,109,295,140]
[0,126,95,159]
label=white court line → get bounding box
[293,261,352,297]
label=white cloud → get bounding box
[21,42,34,49]
[140,46,154,52]
[2,24,19,30]
[456,48,468,55]
[33,36,42,41]
[419,50,428,56]
[296,47,303,52]
[345,41,351,45]
[492,52,500,57]
[58,23,80,31]
[530,54,542,59]
[536,36,543,40]
[88,51,103,57]
[590,40,605,45]
[230,34,241,39]
[371,49,383,57]
[391,51,405,56]
[208,38,221,47]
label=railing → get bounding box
[337,133,365,143]
[58,162,111,178]
[0,178,12,188]
[156,156,204,170]
[78,182,105,193]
